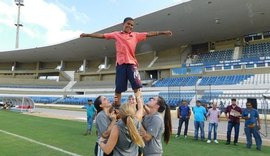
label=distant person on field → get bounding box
[84,99,97,135]
[206,102,220,144]
[175,100,191,139]
[242,102,262,151]
[224,98,242,146]
[192,100,207,141]
[80,17,172,108]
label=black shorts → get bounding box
[115,64,142,93]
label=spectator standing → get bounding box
[242,102,262,150]
[192,100,207,141]
[175,100,191,139]
[224,98,242,145]
[84,99,97,135]
[206,102,220,143]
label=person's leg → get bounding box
[114,93,122,107]
[208,123,213,141]
[244,127,252,148]
[226,121,233,144]
[253,127,262,150]
[88,116,93,134]
[184,118,189,136]
[115,64,128,107]
[234,123,240,144]
[85,116,91,135]
[199,121,205,140]
[177,118,184,136]
[194,121,199,140]
[214,123,218,141]
[127,64,142,99]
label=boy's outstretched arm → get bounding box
[80,33,105,39]
[146,31,172,37]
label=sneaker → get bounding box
[214,140,219,144]
[175,135,180,139]
[184,135,187,139]
[234,143,238,146]
[256,147,261,151]
[225,142,230,145]
[207,140,211,143]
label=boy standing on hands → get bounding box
[80,17,172,108]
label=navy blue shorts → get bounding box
[115,64,142,93]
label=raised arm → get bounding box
[80,33,105,39]
[146,31,172,37]
[135,96,144,121]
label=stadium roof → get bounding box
[1,0,270,63]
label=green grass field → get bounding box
[0,110,269,156]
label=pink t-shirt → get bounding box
[104,31,147,65]
[207,108,220,123]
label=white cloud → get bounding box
[57,4,90,25]
[0,0,85,48]
[0,1,17,27]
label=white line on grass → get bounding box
[0,129,81,156]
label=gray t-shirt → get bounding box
[142,113,164,156]
[113,118,140,156]
[95,111,111,142]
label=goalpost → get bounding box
[2,96,35,112]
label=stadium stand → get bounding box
[0,78,69,89]
[195,49,234,63]
[0,1,269,118]
[242,42,270,59]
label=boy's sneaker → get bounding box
[207,140,211,143]
[184,135,187,139]
[214,140,219,144]
[175,135,180,139]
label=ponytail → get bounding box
[120,103,145,147]
[163,103,172,144]
[157,96,172,144]
[126,116,145,147]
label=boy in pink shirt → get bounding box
[80,17,172,108]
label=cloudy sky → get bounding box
[0,0,190,51]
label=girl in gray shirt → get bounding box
[141,96,172,156]
[94,96,117,156]
[99,96,144,156]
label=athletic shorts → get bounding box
[115,64,142,93]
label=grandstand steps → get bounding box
[233,46,241,59]
[63,81,77,90]
[60,71,75,81]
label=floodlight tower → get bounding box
[15,0,24,49]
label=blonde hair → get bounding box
[120,103,145,147]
